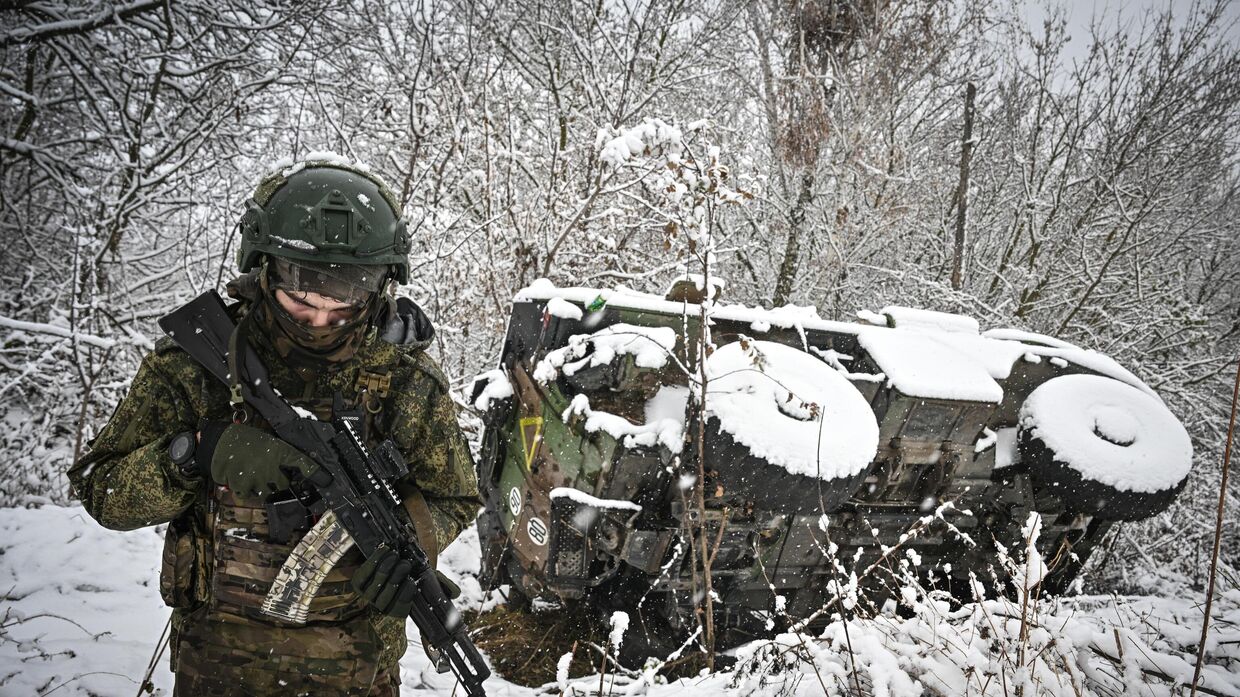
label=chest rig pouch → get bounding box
[207,374,393,627]
[263,369,391,545]
[186,403,390,694]
[159,505,212,610]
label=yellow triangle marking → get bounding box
[519,416,544,471]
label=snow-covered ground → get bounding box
[2,505,1238,696]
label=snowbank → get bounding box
[0,505,168,696]
[0,505,515,696]
[3,504,1238,696]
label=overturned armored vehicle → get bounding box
[471,279,1193,654]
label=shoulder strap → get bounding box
[367,346,443,566]
[401,487,439,568]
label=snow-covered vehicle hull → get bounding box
[471,281,1193,655]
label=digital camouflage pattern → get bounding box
[172,611,396,697]
[68,296,478,694]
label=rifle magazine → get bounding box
[261,510,354,625]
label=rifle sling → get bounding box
[400,486,439,568]
[227,307,257,408]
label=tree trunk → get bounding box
[773,169,815,306]
[951,81,976,291]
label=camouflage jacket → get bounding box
[67,296,479,677]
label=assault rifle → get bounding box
[159,291,490,697]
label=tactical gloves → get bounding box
[200,422,329,497]
[351,547,461,618]
[352,547,417,617]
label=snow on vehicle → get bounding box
[470,279,1193,655]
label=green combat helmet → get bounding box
[237,158,412,283]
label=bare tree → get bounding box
[0,0,1235,588]
[0,1,328,503]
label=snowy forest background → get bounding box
[1,0,1238,672]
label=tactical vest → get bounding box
[208,486,369,623]
[160,366,433,693]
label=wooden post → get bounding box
[951,81,976,291]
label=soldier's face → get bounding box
[274,288,363,328]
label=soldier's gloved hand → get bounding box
[352,547,461,618]
[436,569,461,600]
[352,547,417,617]
[199,422,330,497]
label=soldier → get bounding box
[68,159,480,696]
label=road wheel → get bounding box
[1018,374,1192,521]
